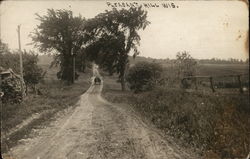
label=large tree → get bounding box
[31,9,87,84]
[85,7,150,90]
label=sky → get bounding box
[0,0,249,60]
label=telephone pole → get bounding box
[71,47,75,84]
[17,25,24,97]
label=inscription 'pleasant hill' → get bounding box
[106,2,179,9]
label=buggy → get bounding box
[94,77,101,85]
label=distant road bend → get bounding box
[5,66,196,159]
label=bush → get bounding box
[23,51,45,90]
[1,77,23,103]
[126,61,163,93]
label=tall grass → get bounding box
[102,64,250,158]
[131,88,249,158]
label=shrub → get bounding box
[126,61,163,93]
[23,51,45,91]
[1,77,23,103]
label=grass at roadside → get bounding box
[102,72,250,159]
[1,66,92,153]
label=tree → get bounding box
[31,9,87,84]
[176,51,197,88]
[0,40,10,54]
[23,51,45,93]
[176,51,197,78]
[0,40,20,73]
[126,61,163,93]
[85,7,150,90]
[84,34,122,75]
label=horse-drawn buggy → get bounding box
[94,76,101,85]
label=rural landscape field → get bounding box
[1,1,249,159]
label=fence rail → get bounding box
[182,74,249,93]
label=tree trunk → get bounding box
[60,54,73,84]
[120,62,129,91]
[72,55,75,84]
[121,75,126,91]
[108,67,113,76]
[25,85,28,95]
[81,54,86,73]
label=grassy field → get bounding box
[197,63,249,76]
[102,63,250,159]
[160,63,249,92]
[1,64,92,153]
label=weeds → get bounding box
[102,74,250,158]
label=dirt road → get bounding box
[4,68,196,159]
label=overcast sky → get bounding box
[0,1,248,60]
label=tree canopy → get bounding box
[31,9,87,83]
[84,7,150,90]
[31,7,150,87]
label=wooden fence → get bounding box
[182,74,249,93]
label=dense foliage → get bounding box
[1,77,23,103]
[31,9,86,83]
[126,61,163,92]
[31,7,150,88]
[23,51,45,90]
[0,41,20,74]
[0,40,45,97]
[85,7,150,90]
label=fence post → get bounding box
[194,77,198,90]
[237,75,243,94]
[209,77,215,92]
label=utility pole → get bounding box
[17,25,24,97]
[71,47,75,84]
